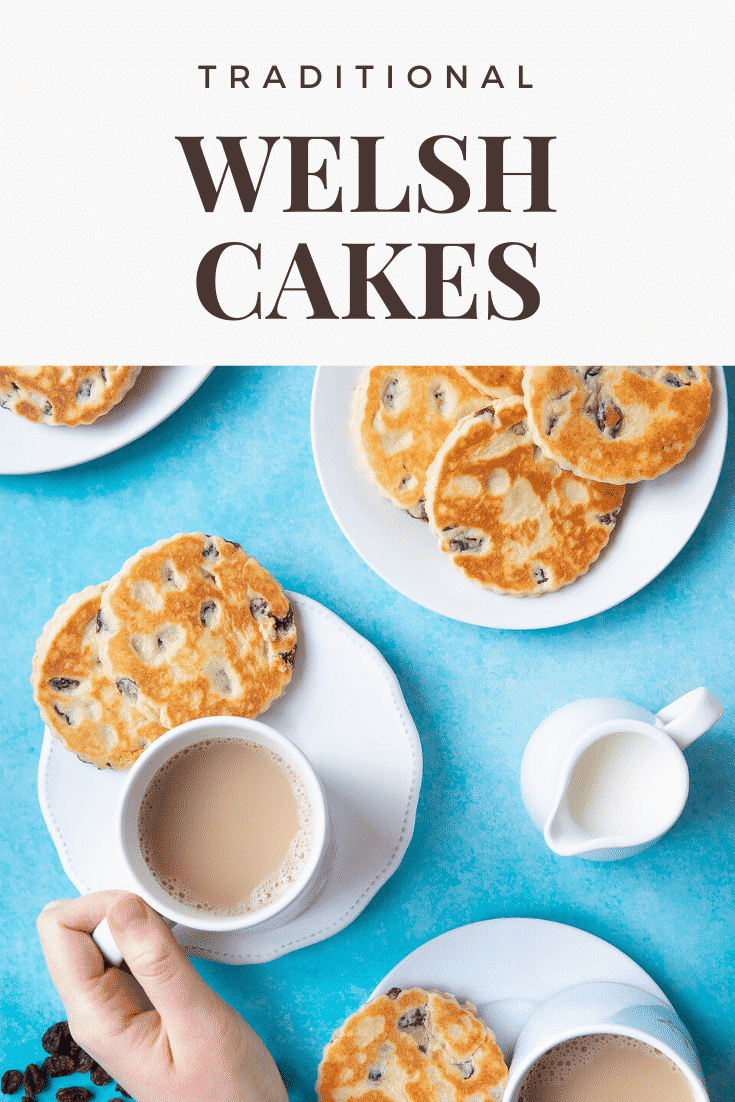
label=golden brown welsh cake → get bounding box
[31,584,167,769]
[316,988,508,1102]
[425,401,625,595]
[351,367,490,519]
[454,366,525,401]
[522,366,711,484]
[0,366,141,425]
[96,534,297,728]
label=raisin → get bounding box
[74,1053,93,1074]
[115,1086,131,1097]
[386,987,402,999]
[100,368,107,382]
[2,1070,23,1094]
[367,1066,382,1081]
[274,605,294,634]
[43,401,53,416]
[202,539,220,560]
[76,381,92,399]
[280,648,296,668]
[449,534,484,554]
[455,1059,475,1079]
[382,377,399,408]
[55,1090,93,1102]
[116,678,138,703]
[52,703,72,725]
[663,372,684,387]
[532,566,548,585]
[595,400,623,438]
[199,601,217,628]
[584,366,602,378]
[23,1065,44,1096]
[41,1056,75,1077]
[48,678,79,693]
[42,1022,72,1056]
[250,597,269,621]
[90,1064,111,1086]
[223,538,242,551]
[397,1007,426,1029]
[597,510,620,526]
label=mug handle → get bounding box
[92,912,177,967]
[657,687,724,749]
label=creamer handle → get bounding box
[657,687,724,750]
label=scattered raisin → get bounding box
[41,1056,75,1078]
[280,647,296,667]
[74,1053,93,1074]
[42,1022,72,1057]
[386,987,402,999]
[55,1090,93,1102]
[23,1065,44,1097]
[1,1070,23,1094]
[90,1065,111,1087]
[115,1086,131,1097]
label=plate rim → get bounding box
[311,367,728,629]
[0,366,215,474]
[368,916,673,1057]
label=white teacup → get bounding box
[504,981,708,1101]
[93,716,331,964]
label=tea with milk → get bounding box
[516,1033,695,1102]
[137,737,314,916]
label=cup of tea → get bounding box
[503,981,708,1101]
[92,715,331,963]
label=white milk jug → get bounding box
[520,688,724,861]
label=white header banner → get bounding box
[1,2,732,362]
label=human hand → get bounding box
[37,891,287,1102]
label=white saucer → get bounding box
[38,593,423,963]
[311,367,728,628]
[370,918,672,1062]
[0,367,214,474]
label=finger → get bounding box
[37,891,129,1001]
[106,894,224,1044]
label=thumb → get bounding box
[107,894,220,1039]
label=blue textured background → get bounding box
[1,368,733,1101]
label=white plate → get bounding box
[370,918,672,1062]
[0,367,214,474]
[38,592,422,964]
[311,368,728,629]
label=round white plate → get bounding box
[0,367,214,474]
[370,918,672,1062]
[312,367,728,629]
[38,593,422,964]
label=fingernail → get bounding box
[109,895,147,932]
